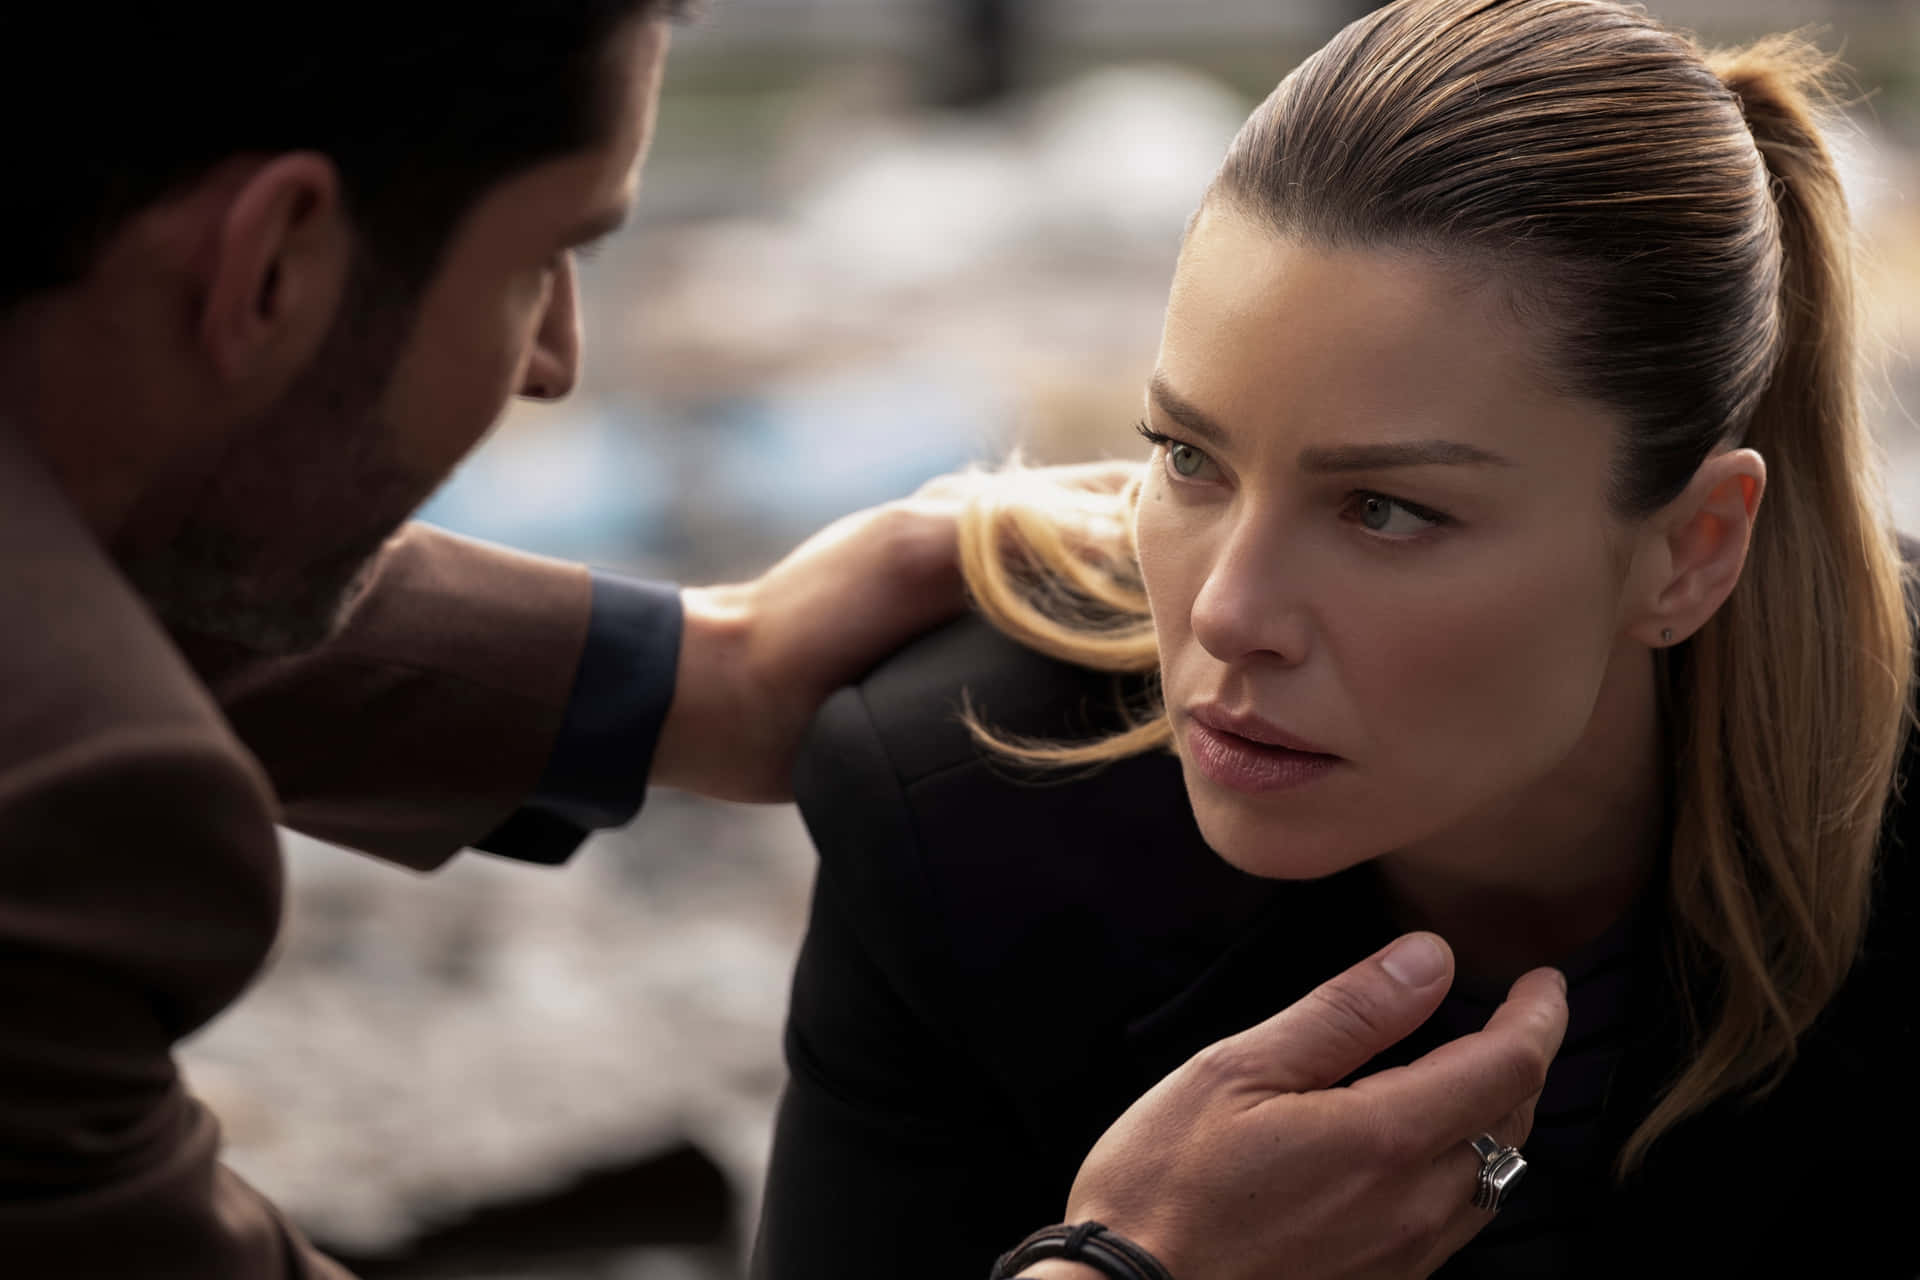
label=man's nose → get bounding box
[1189,517,1312,667]
[520,254,583,401]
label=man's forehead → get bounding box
[605,16,671,159]
[518,19,663,241]
[577,19,669,222]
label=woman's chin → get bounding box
[1187,791,1386,882]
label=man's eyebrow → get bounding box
[1149,373,1513,472]
[563,199,634,248]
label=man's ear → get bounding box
[198,153,351,391]
[1626,448,1767,648]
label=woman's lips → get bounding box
[1188,705,1335,754]
[1184,714,1340,795]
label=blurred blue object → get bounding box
[417,361,1006,567]
[417,409,675,564]
[698,360,1006,533]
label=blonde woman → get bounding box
[755,1,1916,1276]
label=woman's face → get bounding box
[1137,207,1647,880]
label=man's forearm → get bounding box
[180,523,593,871]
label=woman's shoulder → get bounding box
[792,612,1279,1042]
[1871,646,1920,951]
[1883,531,1920,901]
[800,609,1146,790]
[1818,532,1920,1052]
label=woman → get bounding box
[754,1,1917,1275]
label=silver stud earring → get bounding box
[1660,628,1675,644]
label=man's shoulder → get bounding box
[0,426,258,801]
[0,430,282,1043]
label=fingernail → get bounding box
[1381,934,1447,988]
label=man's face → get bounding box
[127,18,670,651]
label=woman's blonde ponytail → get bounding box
[1624,38,1913,1172]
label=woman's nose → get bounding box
[1188,523,1312,667]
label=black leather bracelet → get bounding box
[990,1221,1176,1280]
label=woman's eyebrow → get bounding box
[1148,374,1233,448]
[1151,374,1514,471]
[1297,440,1514,472]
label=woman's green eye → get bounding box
[1170,444,1208,477]
[1355,493,1441,535]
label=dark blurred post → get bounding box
[933,0,1025,109]
[1336,2,1381,27]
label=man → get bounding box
[0,4,1567,1276]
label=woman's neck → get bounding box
[1373,643,1669,986]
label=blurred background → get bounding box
[177,1,1920,1276]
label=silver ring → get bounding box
[1468,1133,1527,1212]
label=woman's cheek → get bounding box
[1134,483,1207,659]
[1351,565,1606,800]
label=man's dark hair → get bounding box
[7,1,694,306]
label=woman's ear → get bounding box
[1626,448,1766,647]
[197,152,351,394]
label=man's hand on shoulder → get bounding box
[651,459,1140,802]
[649,473,967,802]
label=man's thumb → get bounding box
[1222,932,1455,1094]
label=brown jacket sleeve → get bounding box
[0,726,354,1278]
[179,523,596,871]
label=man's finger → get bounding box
[1195,932,1456,1095]
[1355,966,1569,1153]
[1418,1102,1541,1273]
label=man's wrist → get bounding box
[649,582,768,799]
[1017,1262,1106,1280]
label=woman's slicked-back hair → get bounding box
[959,0,1912,1173]
[1217,0,1779,517]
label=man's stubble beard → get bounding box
[122,262,438,655]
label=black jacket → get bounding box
[754,614,1918,1279]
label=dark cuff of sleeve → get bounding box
[476,574,684,866]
